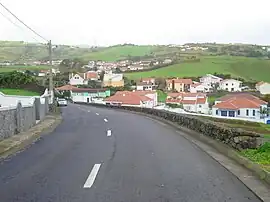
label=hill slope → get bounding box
[125,56,270,82]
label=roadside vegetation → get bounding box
[0,65,50,73]
[0,88,39,96]
[240,143,270,172]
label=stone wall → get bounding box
[80,103,261,150]
[0,97,49,141]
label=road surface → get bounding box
[0,104,262,202]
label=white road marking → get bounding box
[104,118,108,122]
[83,164,101,188]
[88,110,91,112]
[107,130,112,137]
[96,113,99,115]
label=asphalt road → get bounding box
[0,104,262,202]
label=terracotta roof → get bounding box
[86,71,98,79]
[105,91,152,105]
[56,85,79,91]
[72,88,108,93]
[217,93,267,105]
[166,78,193,85]
[166,93,207,104]
[132,90,156,95]
[213,97,266,110]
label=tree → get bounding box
[155,77,166,90]
[99,70,105,81]
[114,67,122,73]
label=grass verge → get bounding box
[0,88,40,96]
[240,143,270,172]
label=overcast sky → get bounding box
[0,0,269,46]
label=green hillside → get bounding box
[125,56,270,82]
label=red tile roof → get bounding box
[213,96,267,110]
[217,93,267,105]
[86,71,98,79]
[56,85,79,91]
[72,88,108,93]
[166,93,207,104]
[105,91,152,105]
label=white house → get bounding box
[219,79,242,92]
[190,83,213,93]
[199,74,223,86]
[136,78,157,91]
[166,92,210,114]
[69,73,88,86]
[212,94,268,120]
[256,82,270,95]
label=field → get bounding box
[125,56,270,82]
[0,88,39,96]
[79,45,162,61]
[0,65,51,72]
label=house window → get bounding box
[237,110,240,115]
[221,110,227,117]
[232,83,234,86]
[229,111,235,117]
[246,109,249,116]
[225,88,228,91]
[198,105,202,108]
[231,88,234,91]
[216,110,218,115]
[226,83,228,86]
[253,110,255,116]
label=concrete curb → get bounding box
[0,113,62,159]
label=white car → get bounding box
[58,98,68,106]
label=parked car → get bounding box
[57,98,68,106]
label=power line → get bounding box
[0,9,40,43]
[0,1,48,42]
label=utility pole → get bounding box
[48,40,54,104]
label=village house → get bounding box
[71,88,111,103]
[256,81,270,95]
[136,78,157,91]
[212,93,268,120]
[128,65,144,71]
[166,78,193,92]
[166,92,209,114]
[219,79,242,92]
[199,74,223,86]
[103,73,124,87]
[69,71,99,86]
[104,90,157,108]
[190,83,213,93]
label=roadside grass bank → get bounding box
[0,88,40,96]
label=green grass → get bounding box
[79,45,160,61]
[125,56,270,82]
[0,65,50,72]
[240,143,270,171]
[157,90,167,103]
[0,89,39,96]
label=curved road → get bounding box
[0,104,261,202]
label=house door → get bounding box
[267,120,270,124]
[87,98,90,103]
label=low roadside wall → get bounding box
[0,97,50,141]
[77,103,261,150]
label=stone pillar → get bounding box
[34,98,41,120]
[15,102,22,133]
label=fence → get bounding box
[0,97,49,141]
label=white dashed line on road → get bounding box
[83,164,101,188]
[104,118,108,122]
[88,110,91,112]
[96,113,99,116]
[107,130,112,137]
